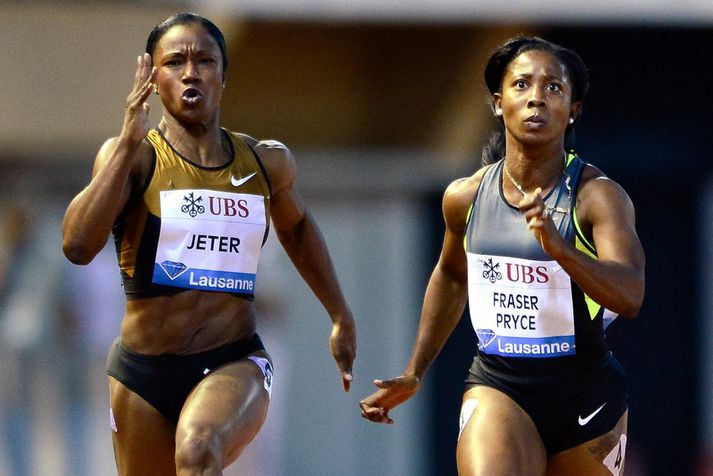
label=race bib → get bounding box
[467,253,575,358]
[152,189,266,293]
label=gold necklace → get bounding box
[503,161,571,217]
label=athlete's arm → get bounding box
[403,177,474,379]
[520,167,645,318]
[359,173,480,424]
[62,54,155,265]
[558,173,644,317]
[256,141,356,392]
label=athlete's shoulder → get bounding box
[230,133,295,193]
[578,162,628,201]
[444,164,492,203]
[231,132,292,162]
[94,136,154,179]
[580,161,606,181]
[232,132,288,152]
[575,162,635,231]
[443,165,493,230]
[98,135,154,159]
[570,155,614,187]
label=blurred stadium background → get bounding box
[0,1,711,475]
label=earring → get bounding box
[568,117,574,124]
[154,85,159,95]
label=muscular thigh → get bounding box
[457,386,547,476]
[177,351,273,466]
[109,377,177,476]
[547,411,628,476]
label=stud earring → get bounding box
[568,117,574,124]
[154,85,159,95]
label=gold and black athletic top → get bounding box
[112,128,272,300]
[464,152,616,375]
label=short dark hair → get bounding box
[146,12,228,72]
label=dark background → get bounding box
[430,26,711,476]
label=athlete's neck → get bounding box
[158,118,230,167]
[503,138,566,193]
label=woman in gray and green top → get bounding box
[360,36,644,475]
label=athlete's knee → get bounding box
[175,423,223,475]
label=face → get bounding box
[493,50,581,148]
[152,23,226,125]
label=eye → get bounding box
[163,58,183,67]
[546,82,563,93]
[514,79,528,89]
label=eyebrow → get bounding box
[161,48,218,56]
[510,72,567,83]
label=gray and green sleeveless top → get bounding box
[464,152,616,373]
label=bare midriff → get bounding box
[120,290,256,355]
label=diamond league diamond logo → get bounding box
[158,261,188,280]
[476,328,496,350]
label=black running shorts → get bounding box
[107,333,265,424]
[464,352,627,454]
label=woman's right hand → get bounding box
[358,374,421,424]
[120,53,155,145]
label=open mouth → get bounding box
[182,88,203,105]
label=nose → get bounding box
[527,86,545,107]
[182,61,199,82]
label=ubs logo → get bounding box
[506,263,549,284]
[181,192,205,218]
[208,197,250,218]
[480,257,550,284]
[481,258,502,283]
[179,193,250,218]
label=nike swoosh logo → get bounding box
[231,172,256,187]
[578,403,607,426]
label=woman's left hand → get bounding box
[330,317,356,392]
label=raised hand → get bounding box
[517,187,565,255]
[120,53,155,145]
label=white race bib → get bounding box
[152,189,266,293]
[467,253,575,358]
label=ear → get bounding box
[493,93,503,117]
[569,102,583,124]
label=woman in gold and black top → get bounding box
[63,12,356,475]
